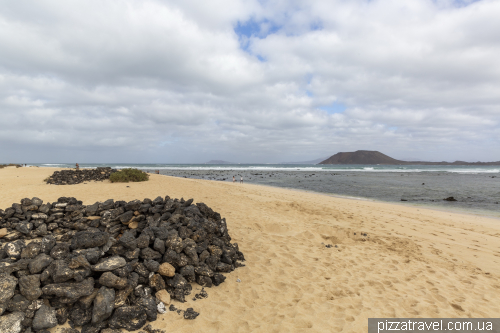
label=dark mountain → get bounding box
[319,150,500,165]
[319,150,404,164]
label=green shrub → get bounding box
[109,168,149,183]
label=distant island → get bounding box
[319,150,500,165]
[205,160,234,164]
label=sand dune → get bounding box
[1,167,499,332]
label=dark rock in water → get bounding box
[69,302,92,326]
[19,274,42,300]
[0,273,18,303]
[184,308,199,320]
[71,231,110,250]
[0,311,25,333]
[92,286,115,324]
[108,306,147,331]
[93,256,126,271]
[33,305,58,330]
[444,196,457,201]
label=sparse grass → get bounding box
[109,168,149,183]
[0,164,22,169]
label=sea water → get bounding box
[32,163,500,217]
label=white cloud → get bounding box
[0,0,499,163]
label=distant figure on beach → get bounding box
[240,176,243,183]
[76,163,79,170]
[233,176,235,183]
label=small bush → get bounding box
[109,168,149,183]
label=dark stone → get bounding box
[143,259,159,273]
[42,277,95,300]
[99,272,128,290]
[5,240,26,260]
[124,200,142,212]
[69,302,92,326]
[50,243,70,260]
[118,232,137,250]
[149,273,165,291]
[444,196,457,201]
[32,305,58,330]
[0,312,25,333]
[196,275,212,288]
[184,308,199,320]
[114,285,133,308]
[20,242,41,259]
[108,306,147,331]
[93,256,127,272]
[212,273,226,286]
[71,231,109,250]
[153,238,165,254]
[92,286,115,324]
[140,248,161,261]
[6,294,30,313]
[15,222,33,235]
[137,295,157,321]
[82,320,108,333]
[0,273,17,303]
[117,211,134,224]
[56,307,69,325]
[19,274,42,300]
[179,265,196,282]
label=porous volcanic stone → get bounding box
[93,256,126,271]
[0,274,17,303]
[19,275,42,301]
[92,286,115,324]
[32,305,58,330]
[108,306,147,331]
[0,311,25,333]
[71,231,109,250]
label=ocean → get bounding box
[32,163,500,218]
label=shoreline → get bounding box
[2,166,500,332]
[151,171,500,221]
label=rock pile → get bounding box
[45,168,117,185]
[0,196,244,332]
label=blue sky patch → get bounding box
[319,102,346,114]
[234,18,281,39]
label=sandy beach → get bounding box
[2,166,500,333]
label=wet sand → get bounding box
[1,167,500,332]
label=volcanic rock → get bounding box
[92,286,115,324]
[32,305,58,330]
[0,311,25,333]
[108,306,147,331]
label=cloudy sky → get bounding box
[1,0,499,163]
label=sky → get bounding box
[1,0,499,163]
